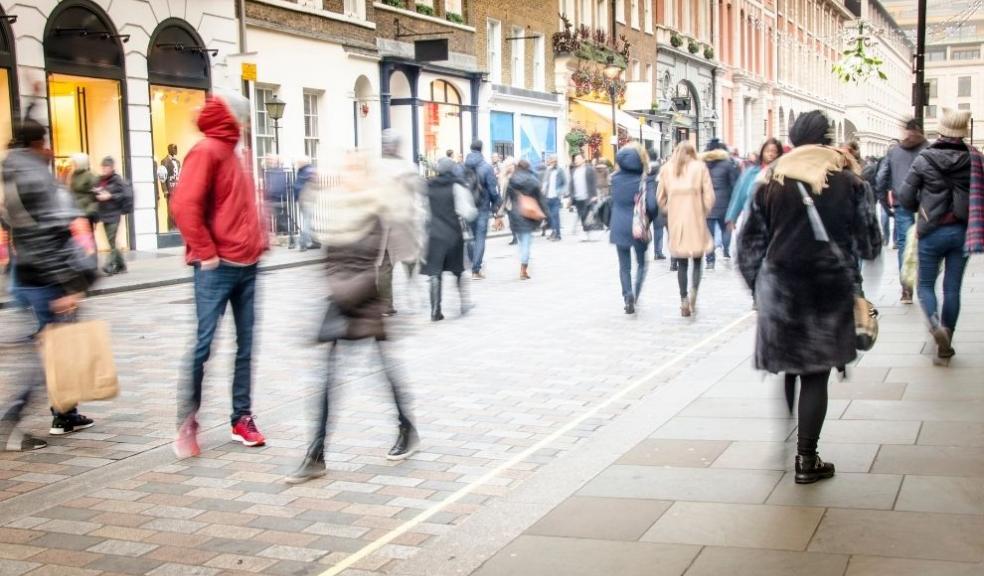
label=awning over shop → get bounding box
[577,100,661,142]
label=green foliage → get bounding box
[382,0,404,7]
[566,128,589,157]
[445,11,464,24]
[833,22,888,84]
[415,3,435,16]
[670,34,683,48]
[687,39,699,54]
[704,45,715,60]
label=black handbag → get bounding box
[317,300,348,343]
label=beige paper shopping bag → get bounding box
[41,320,119,413]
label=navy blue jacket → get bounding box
[609,148,657,247]
[464,152,501,212]
[702,150,739,219]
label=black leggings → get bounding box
[675,257,703,298]
[787,370,831,456]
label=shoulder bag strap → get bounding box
[795,181,851,269]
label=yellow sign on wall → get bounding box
[241,63,257,81]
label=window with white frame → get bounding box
[488,19,502,84]
[646,63,653,84]
[596,0,608,33]
[511,26,525,88]
[631,0,639,28]
[959,76,972,97]
[644,0,652,32]
[303,91,320,166]
[254,86,276,168]
[616,0,625,23]
[445,0,462,17]
[562,0,577,26]
[631,59,641,80]
[342,0,366,19]
[533,34,546,91]
[580,0,593,27]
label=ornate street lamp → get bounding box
[604,57,623,159]
[265,93,286,155]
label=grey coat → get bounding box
[876,140,927,206]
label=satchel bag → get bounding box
[632,177,652,242]
[795,182,879,351]
[41,319,119,413]
[518,194,545,222]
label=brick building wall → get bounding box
[471,0,559,92]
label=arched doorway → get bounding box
[147,19,210,246]
[845,119,857,144]
[424,79,463,163]
[353,75,375,152]
[0,5,18,149]
[388,70,414,160]
[672,80,699,147]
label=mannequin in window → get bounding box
[158,144,181,229]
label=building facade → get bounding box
[4,0,239,251]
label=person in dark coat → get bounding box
[699,139,739,269]
[897,108,973,362]
[738,110,881,485]
[287,150,418,484]
[95,156,129,275]
[646,154,667,260]
[421,157,476,321]
[506,160,547,280]
[609,144,657,314]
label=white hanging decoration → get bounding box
[832,21,887,84]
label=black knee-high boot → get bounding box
[429,276,444,321]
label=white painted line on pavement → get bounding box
[317,310,756,576]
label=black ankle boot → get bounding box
[286,450,327,484]
[795,453,835,484]
[387,423,419,461]
[429,276,444,321]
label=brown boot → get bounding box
[520,264,531,280]
[681,297,692,317]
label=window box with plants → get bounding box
[553,14,630,68]
[415,3,435,16]
[704,45,714,60]
[445,11,464,24]
[670,33,682,48]
[382,0,405,7]
[687,39,699,54]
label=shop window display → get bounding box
[47,73,126,252]
[0,69,11,149]
[424,80,463,163]
[150,86,204,234]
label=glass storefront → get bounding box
[150,86,204,234]
[47,73,126,252]
[0,69,11,148]
[520,115,557,167]
[424,80,462,163]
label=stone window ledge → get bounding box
[373,2,476,33]
[253,0,376,30]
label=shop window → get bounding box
[254,86,277,167]
[959,76,972,97]
[491,111,514,159]
[533,35,546,92]
[520,115,557,166]
[0,68,11,149]
[304,91,320,165]
[511,26,525,89]
[150,86,205,235]
[487,19,502,84]
[424,80,463,163]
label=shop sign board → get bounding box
[241,62,257,81]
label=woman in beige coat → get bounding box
[657,141,716,317]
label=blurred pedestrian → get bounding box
[878,119,928,304]
[569,153,598,239]
[725,138,784,232]
[737,110,881,484]
[171,90,268,457]
[609,144,656,314]
[496,157,517,245]
[1,113,97,449]
[464,140,501,279]
[700,138,739,269]
[287,151,418,484]
[540,154,568,241]
[264,155,291,244]
[657,141,715,317]
[898,108,979,362]
[293,158,321,252]
[506,159,547,280]
[95,156,130,275]
[69,153,99,233]
[646,153,667,260]
[593,156,611,199]
[422,157,476,321]
[378,130,425,317]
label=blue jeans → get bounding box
[617,242,648,303]
[895,207,915,272]
[879,206,892,245]
[652,222,665,257]
[180,263,258,426]
[917,225,968,331]
[547,198,562,238]
[706,218,731,262]
[517,231,532,265]
[469,212,490,273]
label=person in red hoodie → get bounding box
[170,90,267,457]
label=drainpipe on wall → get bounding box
[239,0,248,54]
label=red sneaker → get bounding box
[174,416,200,458]
[231,415,266,447]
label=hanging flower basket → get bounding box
[670,34,683,48]
[688,39,700,54]
[566,128,589,157]
[704,45,715,60]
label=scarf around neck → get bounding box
[770,145,849,195]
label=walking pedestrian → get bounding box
[647,154,667,260]
[377,130,425,317]
[657,141,715,317]
[540,154,568,241]
[287,151,419,484]
[69,153,99,233]
[293,158,321,252]
[95,157,130,276]
[1,114,98,449]
[877,119,928,304]
[171,90,268,457]
[569,153,598,239]
[593,156,611,199]
[463,140,501,279]
[506,159,547,280]
[609,144,657,314]
[496,157,517,246]
[700,139,739,269]
[737,110,881,484]
[725,138,784,231]
[898,108,979,362]
[423,157,476,321]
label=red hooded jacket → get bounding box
[171,96,266,265]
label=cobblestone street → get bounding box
[1,229,982,576]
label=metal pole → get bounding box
[610,84,618,158]
[914,0,927,126]
[274,119,280,155]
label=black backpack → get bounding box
[462,165,485,206]
[119,179,134,214]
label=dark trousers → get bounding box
[786,370,831,456]
[103,220,125,271]
[675,257,703,298]
[917,225,969,331]
[547,197,562,238]
[706,218,731,262]
[616,242,648,303]
[308,341,412,457]
[468,212,490,273]
[378,251,416,312]
[652,222,665,257]
[179,263,257,426]
[573,200,590,233]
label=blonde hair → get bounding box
[671,141,697,178]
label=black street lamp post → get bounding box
[265,93,286,155]
[604,59,623,159]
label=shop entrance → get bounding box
[0,5,18,151]
[44,0,130,253]
[148,20,210,247]
[424,80,463,163]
